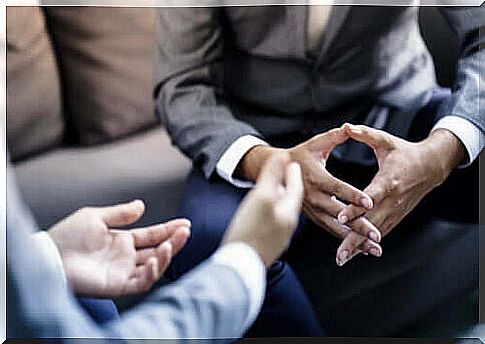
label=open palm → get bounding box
[48,200,191,298]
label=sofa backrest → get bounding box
[43,7,158,145]
[7,7,158,162]
[6,6,64,160]
[6,6,459,162]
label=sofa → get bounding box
[6,5,479,338]
[7,6,191,230]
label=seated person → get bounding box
[7,152,309,340]
[156,5,483,336]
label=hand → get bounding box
[48,200,191,297]
[223,153,304,267]
[237,128,382,257]
[335,124,465,265]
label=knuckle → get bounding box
[305,192,319,207]
[306,174,320,188]
[351,219,365,234]
[348,206,361,218]
[388,178,400,193]
[148,230,159,246]
[328,183,342,196]
[395,196,406,210]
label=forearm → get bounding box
[157,72,263,179]
[156,7,264,179]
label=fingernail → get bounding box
[338,214,349,225]
[132,199,145,207]
[370,248,381,257]
[179,226,191,238]
[338,250,349,266]
[369,231,380,243]
[360,197,373,209]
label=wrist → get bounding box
[235,145,284,182]
[421,129,466,183]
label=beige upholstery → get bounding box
[6,6,64,160]
[43,7,158,144]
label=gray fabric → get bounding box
[13,128,191,229]
[434,6,484,131]
[7,166,252,340]
[155,6,484,178]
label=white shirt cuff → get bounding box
[210,242,266,330]
[216,135,269,188]
[432,116,484,168]
[32,231,67,286]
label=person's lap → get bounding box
[166,170,325,337]
[169,164,478,337]
[167,87,478,337]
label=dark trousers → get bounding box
[166,171,325,337]
[77,298,119,325]
[167,88,479,337]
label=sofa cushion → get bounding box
[6,6,64,161]
[43,7,158,145]
[14,128,191,229]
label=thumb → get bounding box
[307,127,349,153]
[342,123,394,151]
[278,162,304,216]
[100,199,145,227]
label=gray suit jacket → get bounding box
[155,5,484,178]
[6,169,253,340]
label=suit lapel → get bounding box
[315,5,351,67]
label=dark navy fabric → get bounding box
[166,87,477,337]
[76,298,120,325]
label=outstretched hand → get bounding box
[237,128,383,259]
[48,200,191,297]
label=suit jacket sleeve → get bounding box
[155,7,262,179]
[437,5,485,133]
[7,168,255,341]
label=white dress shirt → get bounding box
[216,5,484,188]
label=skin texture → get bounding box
[236,128,383,258]
[48,200,191,297]
[47,155,306,299]
[237,124,465,266]
[335,124,466,265]
[223,153,305,268]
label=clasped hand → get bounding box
[333,123,463,265]
[239,122,464,266]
